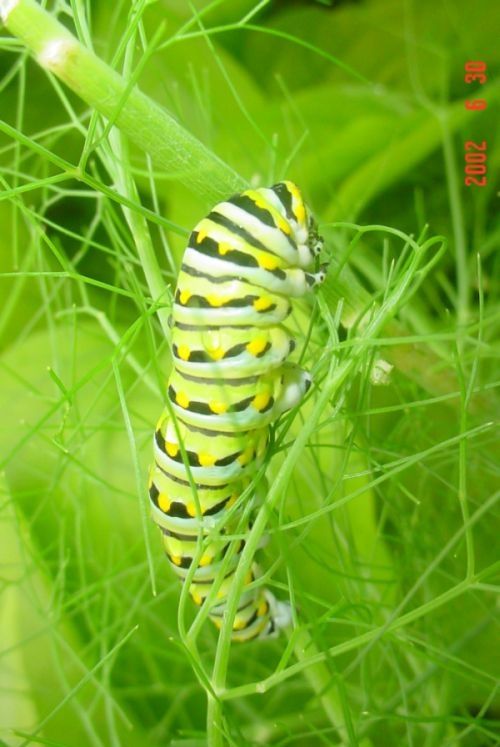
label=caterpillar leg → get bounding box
[201,565,292,642]
[230,589,292,642]
[264,590,293,637]
[304,262,329,289]
[274,363,312,418]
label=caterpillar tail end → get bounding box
[223,591,292,643]
[262,591,293,639]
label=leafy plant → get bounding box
[0,1,498,746]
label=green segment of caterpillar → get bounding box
[149,181,326,641]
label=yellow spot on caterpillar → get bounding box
[171,555,182,566]
[165,441,179,457]
[175,391,190,408]
[192,591,203,605]
[286,181,301,199]
[254,196,268,210]
[186,502,197,517]
[234,618,247,630]
[198,452,216,467]
[253,296,273,312]
[246,337,267,356]
[199,554,212,567]
[294,202,306,223]
[238,446,254,467]
[177,344,190,361]
[207,346,225,361]
[244,571,253,585]
[257,599,268,617]
[158,493,171,512]
[277,216,291,234]
[206,294,223,307]
[253,193,292,235]
[209,400,228,414]
[258,254,279,270]
[218,242,231,255]
[252,393,271,412]
[196,228,207,243]
[179,289,191,305]
[226,494,238,509]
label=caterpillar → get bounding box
[149,181,326,642]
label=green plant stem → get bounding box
[110,127,171,337]
[221,556,498,701]
[208,237,438,743]
[3,0,490,420]
[290,625,365,746]
[207,694,223,747]
[0,0,246,204]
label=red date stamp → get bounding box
[464,61,487,187]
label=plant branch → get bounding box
[0,0,247,204]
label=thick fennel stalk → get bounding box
[0,0,246,204]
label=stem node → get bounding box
[0,0,19,23]
[38,37,76,71]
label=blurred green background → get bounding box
[0,0,498,745]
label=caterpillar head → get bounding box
[307,216,324,258]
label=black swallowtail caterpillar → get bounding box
[149,181,326,642]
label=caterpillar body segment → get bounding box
[150,181,325,641]
[171,324,295,377]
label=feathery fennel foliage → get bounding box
[0,1,498,746]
